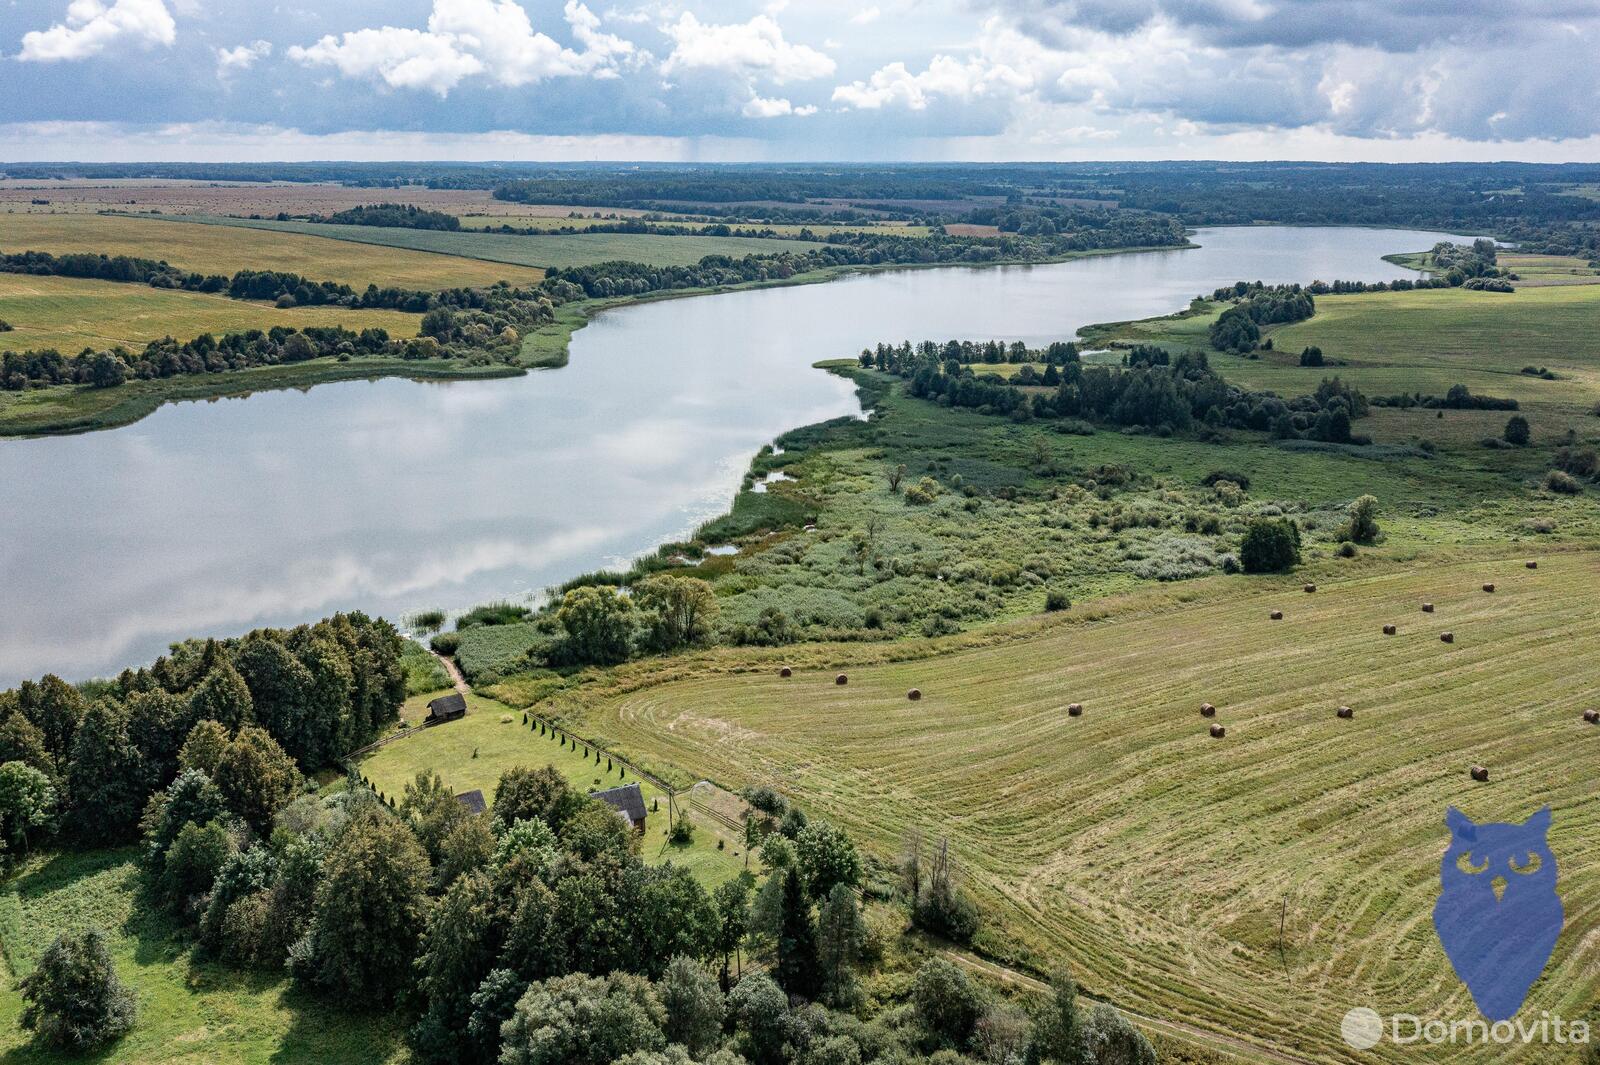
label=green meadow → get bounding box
[0,849,405,1065]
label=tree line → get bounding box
[2,324,455,391]
[322,204,462,230]
[1,249,495,312]
[0,612,405,853]
[863,339,1371,444]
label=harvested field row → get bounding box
[580,551,1600,1063]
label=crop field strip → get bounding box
[0,213,545,290]
[0,273,423,354]
[158,214,834,270]
[581,551,1600,1063]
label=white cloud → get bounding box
[287,0,636,97]
[832,53,1032,110]
[741,95,818,118]
[850,6,881,24]
[215,39,271,77]
[661,12,835,83]
[18,0,175,62]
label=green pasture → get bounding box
[0,849,404,1065]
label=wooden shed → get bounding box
[591,782,648,833]
[425,693,467,725]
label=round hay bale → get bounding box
[1337,706,1354,719]
[779,666,792,678]
[1470,765,1489,782]
[835,673,848,685]
[1482,582,1496,593]
[1303,583,1317,593]
[1269,610,1284,621]
[1421,603,1435,613]
[1440,632,1455,644]
[1526,561,1538,569]
[1067,702,1084,717]
[1200,703,1216,717]
[1582,710,1598,724]
[1382,624,1397,636]
[1209,724,1226,738]
[907,688,922,701]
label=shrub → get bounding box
[1202,470,1251,491]
[1045,590,1071,612]
[1299,346,1324,367]
[19,928,136,1049]
[1341,494,1381,544]
[903,477,940,505]
[1239,518,1302,573]
[1336,542,1358,558]
[1079,1003,1156,1065]
[1504,415,1531,446]
[1555,446,1598,478]
[1544,469,1582,494]
[407,609,447,632]
[670,811,694,845]
[430,632,461,655]
[911,958,984,1049]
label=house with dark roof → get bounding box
[425,692,467,725]
[456,789,487,815]
[590,782,647,833]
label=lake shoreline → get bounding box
[0,241,1196,439]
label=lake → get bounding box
[0,225,1468,684]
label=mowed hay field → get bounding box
[0,213,545,289]
[0,274,423,353]
[582,551,1600,1063]
[171,215,831,270]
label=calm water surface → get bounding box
[0,226,1466,683]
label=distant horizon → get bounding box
[6,157,1600,169]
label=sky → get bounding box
[2,0,1599,162]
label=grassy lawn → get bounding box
[0,273,423,355]
[0,849,404,1065]
[164,215,831,270]
[573,550,1600,1064]
[363,692,752,888]
[0,214,543,290]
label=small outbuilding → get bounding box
[456,789,488,815]
[591,782,648,833]
[425,693,467,725]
